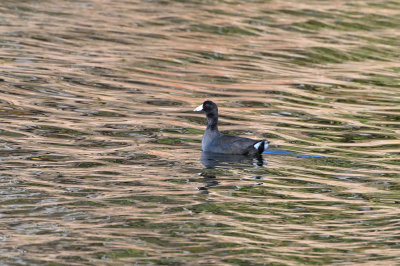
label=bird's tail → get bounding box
[253,140,269,153]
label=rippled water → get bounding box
[1,0,400,264]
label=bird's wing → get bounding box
[214,134,258,154]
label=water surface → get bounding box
[0,0,400,264]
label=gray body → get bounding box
[202,130,261,155]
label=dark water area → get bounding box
[0,0,400,264]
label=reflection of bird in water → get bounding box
[197,152,267,194]
[197,172,220,194]
[193,100,269,156]
[200,151,266,168]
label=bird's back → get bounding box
[204,133,259,155]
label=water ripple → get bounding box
[0,0,399,264]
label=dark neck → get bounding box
[206,112,218,131]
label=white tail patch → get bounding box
[264,141,269,150]
[193,104,203,111]
[253,141,262,150]
[254,141,269,151]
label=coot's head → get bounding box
[193,100,218,115]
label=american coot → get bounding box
[194,100,269,156]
